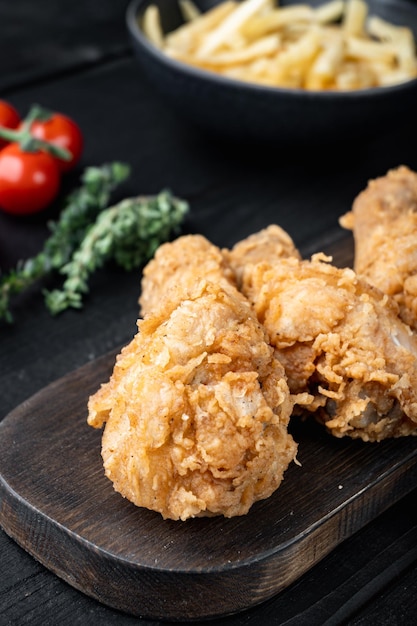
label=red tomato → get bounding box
[30,113,83,172]
[0,143,61,216]
[0,100,21,149]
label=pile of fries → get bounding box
[141,0,417,91]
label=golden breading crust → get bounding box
[139,233,237,317]
[239,253,417,442]
[223,224,301,287]
[340,165,417,330]
[88,280,297,520]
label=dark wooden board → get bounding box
[1,234,417,621]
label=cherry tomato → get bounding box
[0,143,61,216]
[30,112,83,172]
[0,100,21,149]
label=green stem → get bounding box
[44,190,189,315]
[0,103,71,161]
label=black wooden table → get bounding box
[2,2,417,624]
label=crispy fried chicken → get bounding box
[139,233,237,317]
[88,278,297,520]
[340,165,417,331]
[238,252,417,441]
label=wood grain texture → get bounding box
[1,234,417,621]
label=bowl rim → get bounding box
[126,0,417,100]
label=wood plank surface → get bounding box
[1,234,417,621]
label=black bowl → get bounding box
[126,0,417,145]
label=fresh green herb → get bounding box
[44,191,189,315]
[0,162,130,322]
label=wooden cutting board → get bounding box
[1,233,417,621]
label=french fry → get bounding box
[314,0,345,24]
[179,0,201,22]
[165,1,237,53]
[274,28,321,71]
[367,15,405,42]
[241,6,314,40]
[343,0,368,37]
[195,34,280,66]
[368,17,417,75]
[221,61,275,84]
[336,61,375,89]
[142,4,164,48]
[346,36,397,64]
[196,0,272,57]
[395,31,417,75]
[268,29,321,86]
[306,36,345,89]
[376,67,417,87]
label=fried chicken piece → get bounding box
[139,233,237,317]
[223,224,301,287]
[140,227,299,317]
[88,280,297,521]
[238,253,417,442]
[340,165,417,330]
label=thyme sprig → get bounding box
[0,161,130,322]
[44,190,189,315]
